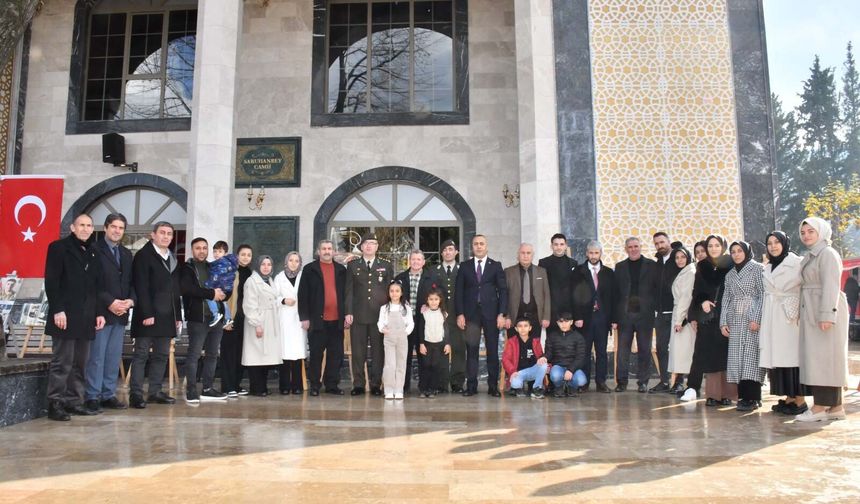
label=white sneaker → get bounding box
[394,393,404,400]
[795,409,829,422]
[679,388,697,402]
[226,391,238,399]
[385,393,395,400]
[827,408,846,421]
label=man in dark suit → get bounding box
[538,233,578,322]
[84,213,136,413]
[571,240,618,393]
[129,221,183,409]
[44,213,105,421]
[394,250,435,393]
[299,239,347,396]
[614,237,658,393]
[429,239,464,392]
[454,234,508,397]
[344,233,394,396]
[504,243,551,340]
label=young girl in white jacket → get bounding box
[377,281,414,399]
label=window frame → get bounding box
[311,0,469,127]
[65,0,197,135]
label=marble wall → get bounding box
[588,0,745,264]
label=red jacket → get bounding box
[502,336,544,379]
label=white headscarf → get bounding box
[800,216,833,247]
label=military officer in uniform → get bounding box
[430,240,465,392]
[345,234,394,396]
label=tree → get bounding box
[798,56,843,180]
[772,93,807,242]
[841,42,860,179]
[803,174,860,256]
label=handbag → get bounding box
[698,285,720,325]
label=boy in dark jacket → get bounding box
[545,312,588,397]
[502,317,547,398]
[205,241,238,328]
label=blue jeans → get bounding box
[549,365,587,389]
[510,363,548,390]
[84,323,125,401]
[206,300,232,321]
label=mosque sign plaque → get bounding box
[235,137,301,188]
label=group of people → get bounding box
[40,212,851,423]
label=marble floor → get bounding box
[1,355,859,504]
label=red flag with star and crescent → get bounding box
[0,175,64,278]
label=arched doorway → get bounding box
[314,166,475,273]
[63,174,187,259]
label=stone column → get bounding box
[514,0,561,258]
[186,0,242,249]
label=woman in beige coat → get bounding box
[242,255,283,396]
[667,246,696,391]
[795,217,850,422]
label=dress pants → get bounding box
[464,316,501,393]
[445,319,466,390]
[404,314,424,392]
[583,309,610,386]
[350,322,384,389]
[47,338,90,407]
[185,321,223,393]
[84,323,125,401]
[617,316,654,386]
[811,385,842,407]
[220,325,244,393]
[279,359,304,392]
[382,332,408,395]
[308,321,344,391]
[129,336,170,397]
[654,313,672,384]
[419,341,445,392]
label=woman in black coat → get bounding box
[679,235,738,405]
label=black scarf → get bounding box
[730,240,752,272]
[765,231,790,271]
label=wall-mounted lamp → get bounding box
[502,184,520,208]
[247,184,266,210]
[102,133,138,172]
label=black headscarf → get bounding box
[670,246,691,268]
[765,231,790,271]
[729,240,752,272]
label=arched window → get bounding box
[329,181,461,272]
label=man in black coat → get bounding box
[454,234,508,397]
[571,241,618,393]
[538,233,578,322]
[298,239,347,396]
[44,213,105,421]
[394,250,436,393]
[614,237,658,393]
[650,232,682,393]
[83,213,136,413]
[129,221,183,409]
[180,237,228,403]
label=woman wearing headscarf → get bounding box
[242,255,283,396]
[222,244,253,398]
[693,241,708,264]
[274,251,308,395]
[680,235,737,404]
[795,217,849,422]
[667,246,696,394]
[758,231,809,415]
[720,241,766,411]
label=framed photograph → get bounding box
[234,137,301,188]
[0,276,22,302]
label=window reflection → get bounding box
[123,79,161,119]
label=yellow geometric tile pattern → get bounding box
[589,0,744,265]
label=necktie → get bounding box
[113,246,120,266]
[446,265,452,276]
[476,259,483,283]
[592,267,600,310]
[367,260,372,270]
[522,267,531,304]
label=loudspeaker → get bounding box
[102,132,125,165]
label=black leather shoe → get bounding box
[350,387,365,396]
[669,382,686,394]
[84,399,103,414]
[705,398,719,407]
[48,401,70,421]
[325,388,345,396]
[309,388,320,396]
[637,384,648,393]
[720,398,734,406]
[648,382,670,394]
[147,392,176,404]
[129,394,147,409]
[280,389,291,395]
[370,387,383,396]
[577,386,588,394]
[462,390,476,397]
[612,383,625,393]
[67,404,99,416]
[293,388,304,395]
[100,397,127,410]
[488,388,501,397]
[451,385,464,393]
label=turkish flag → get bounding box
[0,176,65,278]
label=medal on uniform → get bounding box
[378,275,382,283]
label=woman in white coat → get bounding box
[274,252,308,395]
[795,217,850,422]
[242,255,283,396]
[758,231,809,416]
[668,246,696,393]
